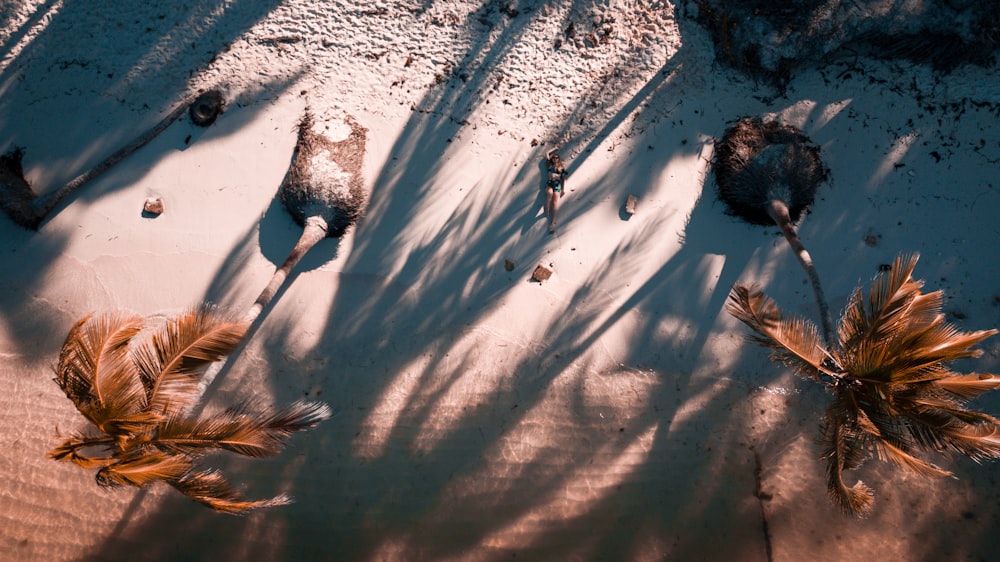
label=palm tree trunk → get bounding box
[197,216,328,398]
[29,92,198,227]
[767,198,835,348]
[245,216,328,324]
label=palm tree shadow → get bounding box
[0,0,60,60]
[75,3,823,560]
[570,180,778,376]
[0,0,288,228]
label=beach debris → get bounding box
[260,34,303,49]
[188,89,225,127]
[696,1,999,87]
[531,264,552,282]
[624,194,639,215]
[143,196,164,216]
[49,307,332,514]
[504,259,515,271]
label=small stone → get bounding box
[531,264,552,282]
[143,196,164,216]
[504,259,515,271]
[625,194,638,215]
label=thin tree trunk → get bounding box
[767,198,835,348]
[29,92,198,227]
[197,216,328,397]
[245,216,328,323]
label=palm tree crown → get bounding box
[50,307,331,514]
[727,253,1000,517]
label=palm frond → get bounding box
[821,391,875,469]
[726,284,827,380]
[838,254,997,385]
[837,254,921,352]
[95,450,192,488]
[827,475,875,519]
[49,434,117,468]
[134,306,247,418]
[101,411,165,440]
[156,400,332,458]
[820,404,875,517]
[170,469,292,515]
[866,253,922,323]
[259,399,333,432]
[735,253,1000,517]
[873,439,953,479]
[54,312,147,430]
[50,307,327,515]
[887,324,997,383]
[852,403,882,437]
[890,394,1000,460]
[936,373,1000,401]
[937,427,1000,462]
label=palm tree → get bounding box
[49,306,331,514]
[714,116,834,346]
[727,253,1000,517]
[249,110,368,322]
[178,110,367,400]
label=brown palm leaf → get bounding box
[132,307,247,419]
[820,396,876,515]
[837,255,995,383]
[53,311,148,433]
[49,433,117,468]
[155,400,332,458]
[726,284,829,382]
[937,372,1000,401]
[50,308,331,514]
[95,450,193,488]
[729,253,1000,517]
[170,469,291,514]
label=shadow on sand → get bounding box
[71,3,1000,561]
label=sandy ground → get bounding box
[1,1,999,561]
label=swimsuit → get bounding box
[547,166,566,193]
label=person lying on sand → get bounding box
[544,146,568,233]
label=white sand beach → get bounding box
[1,1,999,560]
